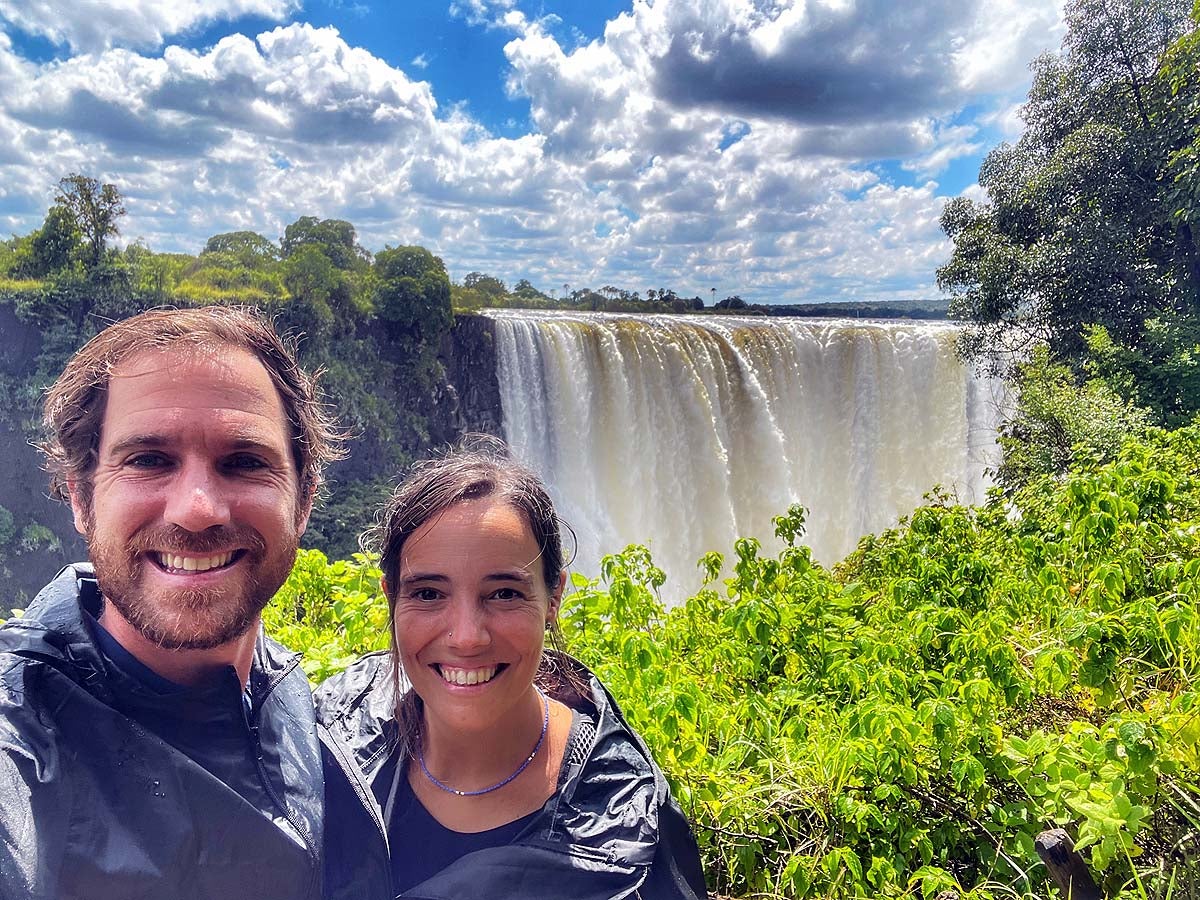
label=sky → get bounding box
[0,0,1065,304]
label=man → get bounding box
[0,307,346,899]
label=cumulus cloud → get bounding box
[0,0,299,53]
[903,124,985,178]
[648,0,972,125]
[0,0,1060,303]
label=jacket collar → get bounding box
[1,562,299,710]
[316,650,667,870]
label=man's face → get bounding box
[69,344,311,650]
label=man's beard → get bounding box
[86,522,298,651]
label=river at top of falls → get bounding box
[485,309,1007,604]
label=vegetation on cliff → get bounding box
[0,194,460,595]
[939,0,1200,494]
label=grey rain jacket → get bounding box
[315,649,709,900]
[0,564,326,900]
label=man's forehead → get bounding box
[100,344,291,445]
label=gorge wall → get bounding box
[485,310,1005,601]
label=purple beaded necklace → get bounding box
[417,687,550,797]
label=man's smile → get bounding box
[151,551,242,574]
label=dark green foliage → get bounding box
[20,206,82,278]
[373,245,453,342]
[203,230,280,266]
[0,204,458,601]
[939,0,1199,397]
[994,345,1153,492]
[54,174,126,269]
[281,216,369,271]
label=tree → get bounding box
[462,271,507,300]
[54,174,125,268]
[281,217,368,271]
[8,205,81,278]
[203,231,280,267]
[938,0,1198,374]
[512,278,547,301]
[373,246,452,341]
[281,245,341,333]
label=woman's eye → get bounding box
[407,588,443,603]
[490,588,525,602]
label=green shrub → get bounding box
[260,425,1200,899]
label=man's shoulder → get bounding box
[4,563,95,638]
[313,650,393,727]
[1,561,98,678]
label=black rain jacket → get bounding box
[315,650,709,900]
[0,564,326,900]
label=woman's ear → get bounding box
[380,575,389,598]
[547,570,567,623]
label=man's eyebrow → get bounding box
[103,434,169,457]
[103,433,288,458]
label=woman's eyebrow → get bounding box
[483,571,534,585]
[397,572,450,587]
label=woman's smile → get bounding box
[434,663,505,686]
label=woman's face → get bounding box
[389,497,564,736]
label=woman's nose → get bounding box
[444,600,490,651]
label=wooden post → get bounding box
[1035,829,1103,900]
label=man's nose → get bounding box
[164,463,231,532]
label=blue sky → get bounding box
[0,0,1064,304]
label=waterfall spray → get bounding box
[487,310,1005,603]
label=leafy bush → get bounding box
[268,424,1200,899]
[994,345,1152,493]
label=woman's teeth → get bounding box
[156,551,234,573]
[439,665,498,686]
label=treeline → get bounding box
[0,187,463,595]
[451,271,949,319]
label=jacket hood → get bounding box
[316,650,670,887]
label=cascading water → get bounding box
[487,309,1005,601]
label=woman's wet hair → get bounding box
[366,435,565,599]
[363,435,580,758]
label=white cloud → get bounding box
[449,0,522,30]
[0,0,299,53]
[0,1,1061,303]
[903,125,985,178]
[954,0,1066,93]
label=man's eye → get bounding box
[226,455,268,471]
[126,453,168,469]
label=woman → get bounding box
[317,443,708,900]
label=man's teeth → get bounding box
[439,665,498,686]
[156,551,234,573]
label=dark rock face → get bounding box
[0,303,86,608]
[440,313,504,439]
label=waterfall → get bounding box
[486,309,1005,600]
